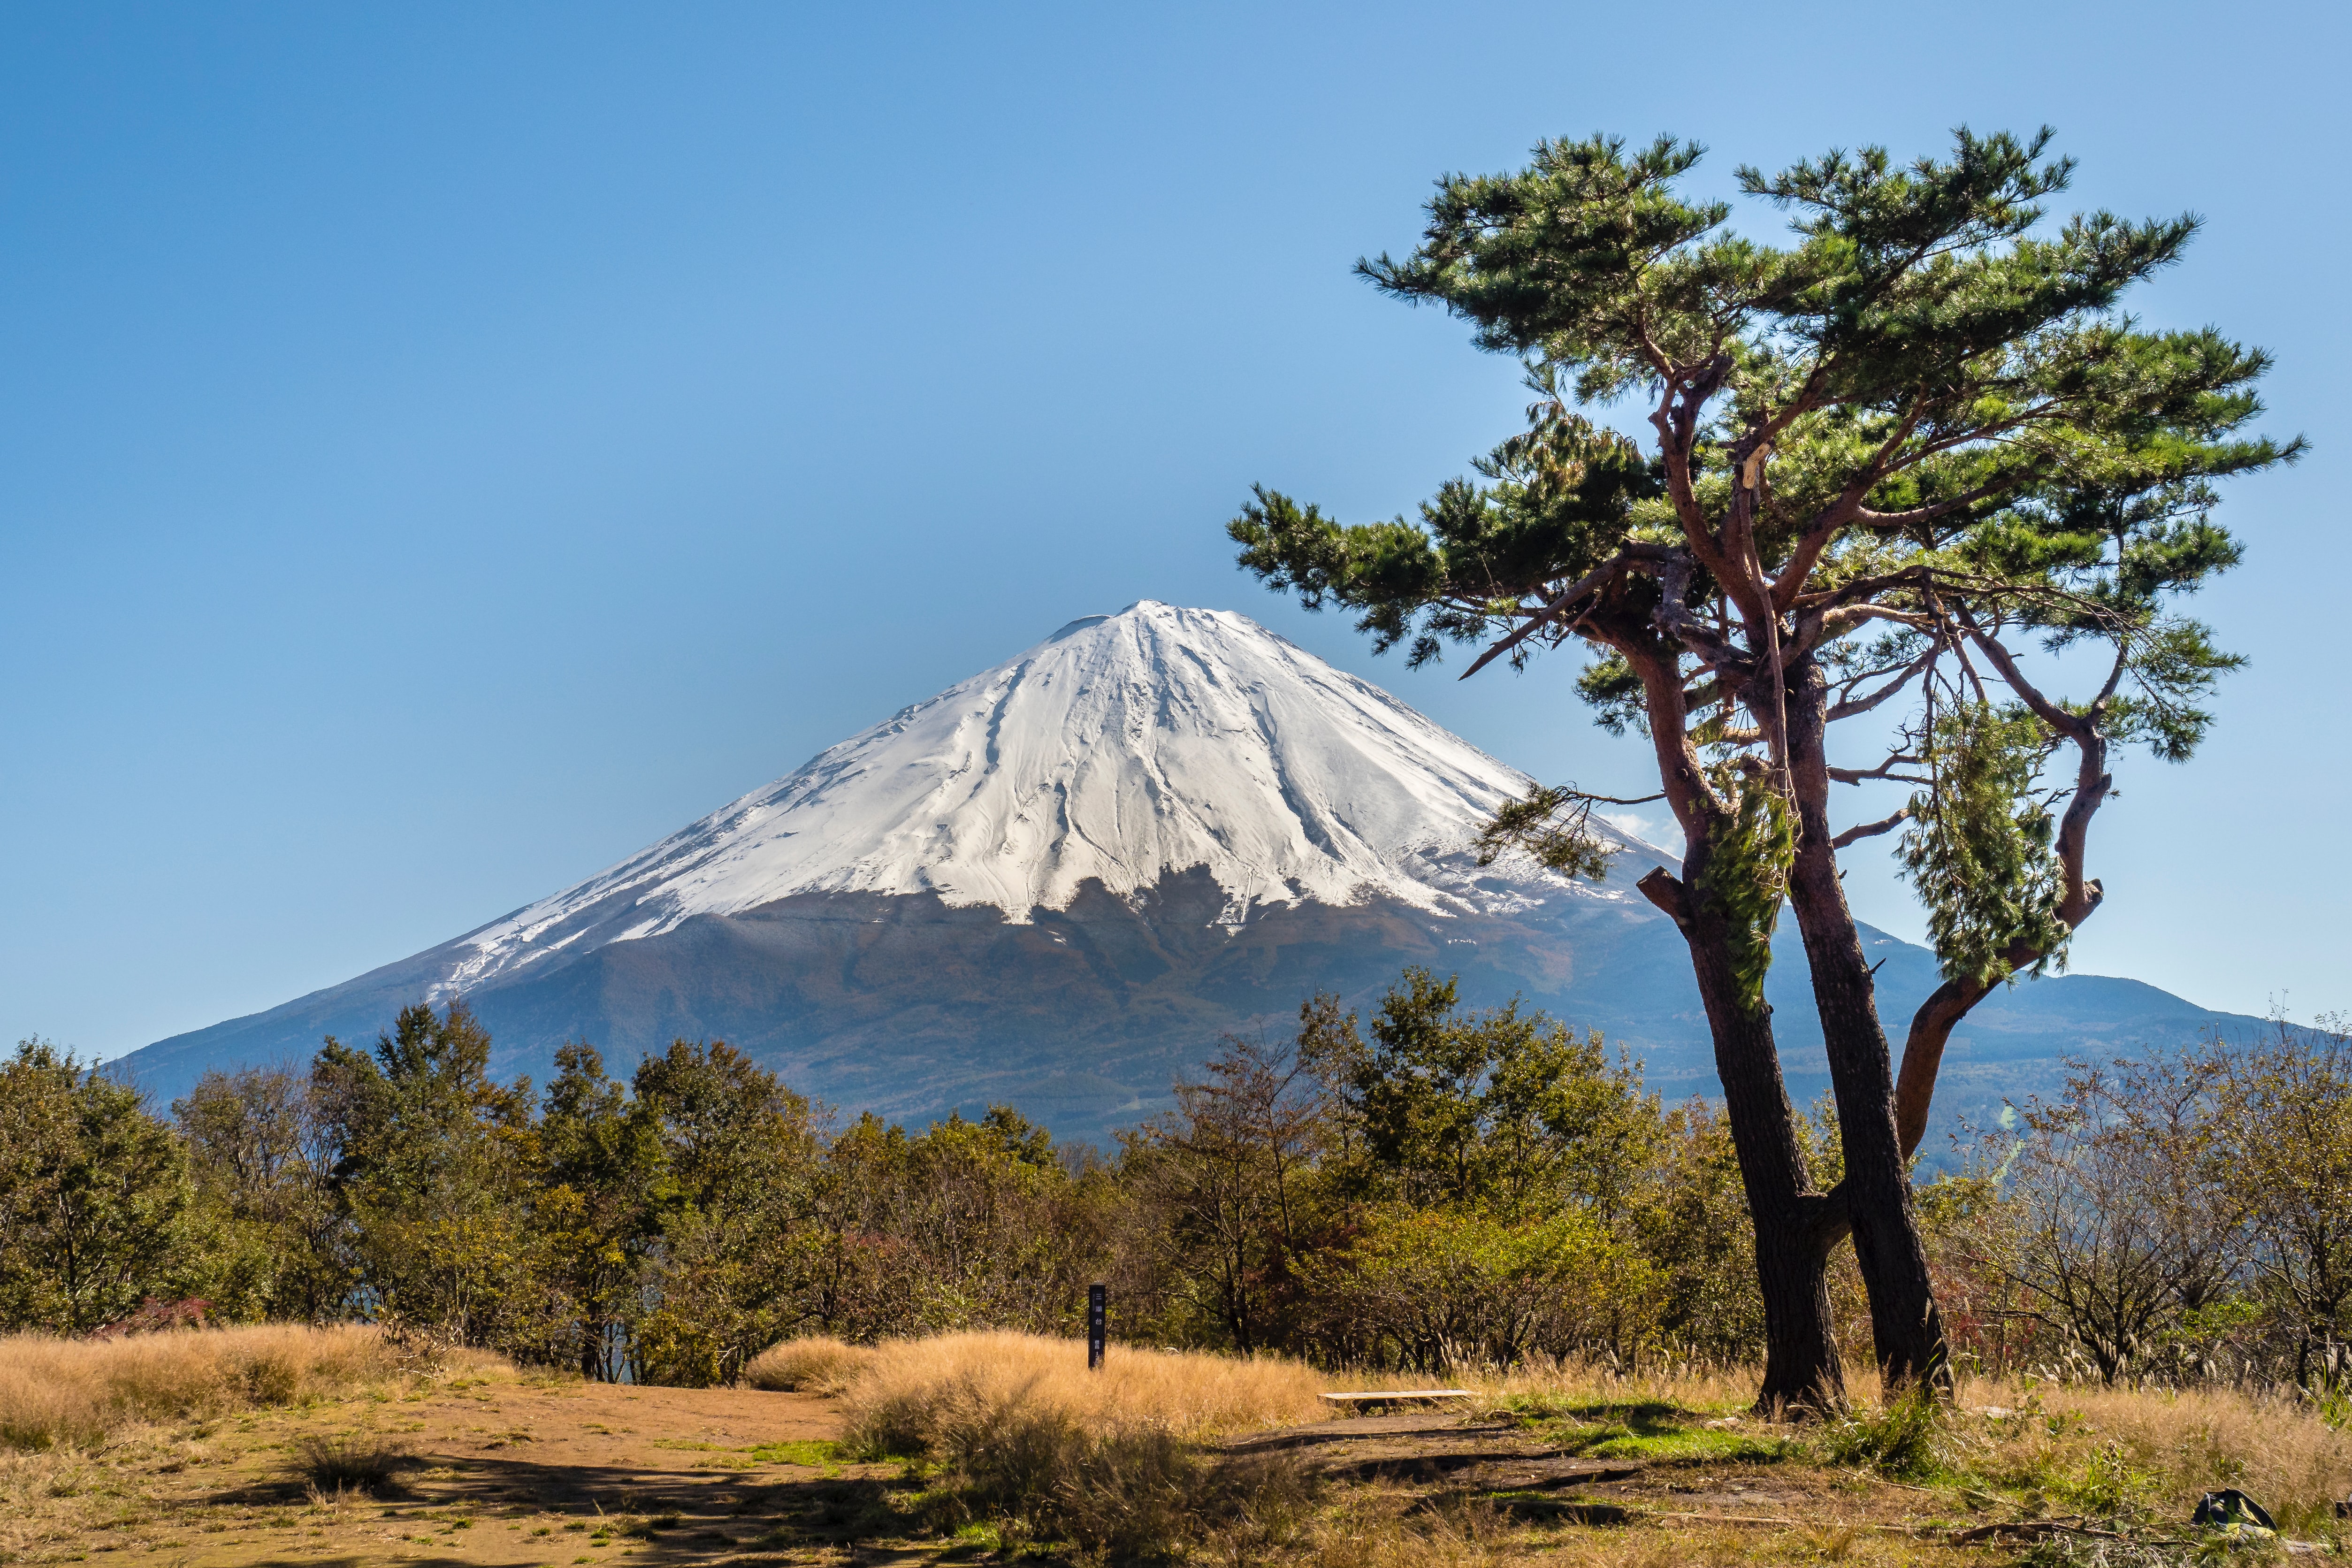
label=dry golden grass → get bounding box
[1457,1355,2352,1529]
[0,1415,231,1562]
[1254,1490,1903,1568]
[830,1331,1336,1560]
[828,1334,2352,1546]
[1346,1354,2352,1547]
[1462,1358,2352,1535]
[0,1445,84,1560]
[5,1319,2338,1565]
[1456,1354,1763,1415]
[743,1333,881,1394]
[838,1329,1331,1455]
[0,1323,507,1450]
[1946,1373,2352,1534]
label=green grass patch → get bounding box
[1820,1392,1950,1483]
[1515,1400,1792,1465]
[747,1438,843,1467]
[1499,1395,1705,1424]
[939,1520,1007,1559]
[1576,1426,1788,1463]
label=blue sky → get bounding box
[4,1,2344,1060]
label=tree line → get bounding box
[4,979,2345,1395]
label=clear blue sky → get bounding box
[5,1,2344,1061]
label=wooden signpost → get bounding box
[1087,1284,1106,1370]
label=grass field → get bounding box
[4,1327,2346,1566]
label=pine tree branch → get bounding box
[1630,642,1723,837]
[1651,355,1752,613]
[1831,807,1911,849]
[1773,404,1924,610]
[1957,612,2082,736]
[1809,603,1937,648]
[1825,648,1938,722]
[1634,866,1692,927]
[1827,752,1926,786]
[1456,554,1647,681]
[1852,482,2011,530]
[1653,554,1749,674]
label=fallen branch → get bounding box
[1638,1510,1920,1534]
[1943,1518,2207,1549]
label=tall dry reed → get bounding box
[1950,1374,2352,1533]
[839,1329,1329,1456]
[742,1334,879,1395]
[1442,1356,2352,1534]
[0,1324,496,1450]
[1455,1354,1762,1416]
[836,1332,1330,1560]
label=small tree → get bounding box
[1134,1030,1330,1352]
[1230,128,2293,1404]
[1955,1054,2239,1384]
[629,1040,823,1384]
[2208,1017,2352,1389]
[536,1043,664,1380]
[175,1065,347,1321]
[313,1001,541,1349]
[1301,1204,1641,1374]
[0,1041,198,1332]
[1302,970,1657,1224]
[1636,1100,1768,1363]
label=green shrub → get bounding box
[1821,1389,1944,1480]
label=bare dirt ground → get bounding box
[1222,1409,1988,1544]
[6,1381,2090,1567]
[8,1374,913,1568]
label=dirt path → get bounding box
[42,1376,902,1568]
[16,1380,1996,1568]
[1221,1409,1948,1534]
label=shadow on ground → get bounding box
[203,1451,915,1564]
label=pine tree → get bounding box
[313,1001,540,1348]
[1229,127,2295,1406]
[537,1043,664,1380]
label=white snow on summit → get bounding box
[434,602,1635,996]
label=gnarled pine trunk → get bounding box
[1643,860,1844,1411]
[1782,656,1949,1391]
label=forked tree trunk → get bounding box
[1783,658,1950,1391]
[1647,860,1844,1411]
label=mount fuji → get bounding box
[116,602,2248,1142]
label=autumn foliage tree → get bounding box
[1229,128,2295,1406]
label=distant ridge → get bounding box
[115,603,2259,1143]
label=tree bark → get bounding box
[1640,863,1844,1411]
[1782,655,1950,1392]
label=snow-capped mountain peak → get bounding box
[435,601,1630,996]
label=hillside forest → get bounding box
[5,977,2346,1403]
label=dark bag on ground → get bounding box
[2193,1490,2275,1531]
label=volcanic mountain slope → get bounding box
[118,602,2251,1143]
